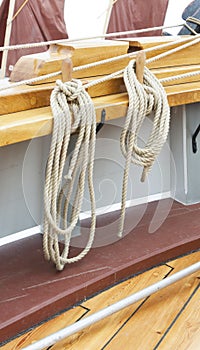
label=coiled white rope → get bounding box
[119,61,170,237]
[43,79,96,271]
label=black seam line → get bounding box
[79,304,91,312]
[153,281,200,350]
[0,300,92,347]
[164,265,174,278]
[165,263,175,271]
[43,306,91,349]
[101,296,150,350]
[33,305,90,350]
[76,305,91,322]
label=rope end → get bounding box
[118,228,124,238]
[64,170,73,181]
[141,167,147,182]
[56,263,64,271]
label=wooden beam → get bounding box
[9,37,200,83]
[72,38,200,78]
[1,81,200,147]
[1,64,200,116]
[9,40,129,83]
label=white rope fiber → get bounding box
[119,61,170,237]
[160,70,200,84]
[43,79,96,270]
[0,71,61,92]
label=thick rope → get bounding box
[0,23,184,52]
[43,67,170,267]
[118,61,170,237]
[0,26,197,249]
[43,79,96,270]
[43,57,172,267]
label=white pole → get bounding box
[102,0,116,35]
[22,261,200,350]
[0,0,16,78]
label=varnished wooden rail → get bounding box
[0,81,200,147]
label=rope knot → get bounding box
[56,79,83,102]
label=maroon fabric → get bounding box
[107,0,169,38]
[0,0,68,76]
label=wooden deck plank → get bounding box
[105,251,200,350]
[159,287,200,350]
[167,250,200,269]
[0,306,86,350]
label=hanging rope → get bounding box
[44,62,170,269]
[118,61,170,237]
[43,79,96,271]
